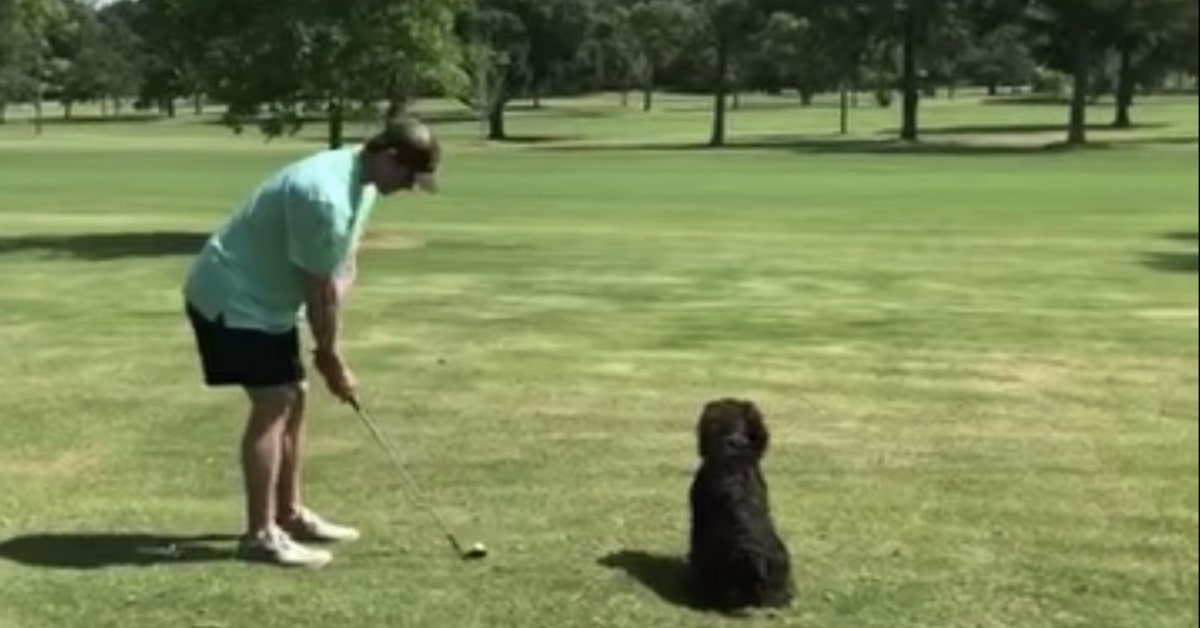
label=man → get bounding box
[182,117,440,568]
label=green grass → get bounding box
[0,92,1197,628]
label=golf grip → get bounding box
[347,396,466,554]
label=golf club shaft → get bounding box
[347,396,465,554]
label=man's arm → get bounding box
[304,268,357,401]
[285,195,349,352]
[285,194,358,399]
[333,245,358,301]
[304,270,342,355]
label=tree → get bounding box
[767,0,891,133]
[922,5,975,98]
[0,0,37,121]
[202,0,465,147]
[125,0,210,116]
[0,0,74,130]
[458,2,529,139]
[93,1,142,114]
[890,0,964,140]
[959,22,1038,94]
[627,0,698,111]
[457,0,590,139]
[54,0,139,119]
[695,0,763,146]
[1026,0,1115,144]
[1101,0,1196,128]
[521,0,591,108]
[751,10,836,104]
[578,2,639,105]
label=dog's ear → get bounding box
[740,401,770,458]
[696,400,724,459]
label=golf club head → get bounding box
[447,534,487,560]
[462,543,488,560]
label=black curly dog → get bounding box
[687,398,794,611]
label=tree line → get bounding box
[1,0,1196,146]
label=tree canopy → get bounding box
[1,0,1195,145]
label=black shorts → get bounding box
[185,302,305,388]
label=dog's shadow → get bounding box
[598,549,706,610]
[0,532,239,569]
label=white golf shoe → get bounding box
[278,506,361,543]
[237,525,332,568]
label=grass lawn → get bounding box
[0,92,1196,628]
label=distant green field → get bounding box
[1,92,1196,628]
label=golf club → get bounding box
[347,395,488,561]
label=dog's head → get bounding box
[696,398,769,462]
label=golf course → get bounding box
[1,91,1197,627]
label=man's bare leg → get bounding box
[238,384,331,567]
[242,385,295,535]
[272,381,361,543]
[276,381,307,522]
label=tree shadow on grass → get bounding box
[489,134,585,144]
[1164,231,1198,242]
[544,137,1078,156]
[879,121,1170,136]
[0,231,208,260]
[980,95,1075,106]
[0,532,239,569]
[22,113,170,126]
[541,134,1197,157]
[1143,252,1198,273]
[1142,231,1199,273]
[598,550,705,611]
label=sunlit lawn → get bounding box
[1,92,1196,627]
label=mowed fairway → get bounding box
[0,94,1197,628]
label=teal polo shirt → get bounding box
[183,147,378,332]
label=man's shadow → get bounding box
[0,231,208,261]
[0,532,239,569]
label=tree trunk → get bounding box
[900,7,919,141]
[532,82,541,108]
[799,87,814,106]
[1113,43,1134,128]
[34,90,43,135]
[839,83,849,135]
[63,100,72,120]
[987,81,998,96]
[487,100,506,139]
[328,98,345,149]
[642,83,653,112]
[620,89,629,107]
[33,60,43,135]
[101,98,109,117]
[1067,33,1090,145]
[193,92,203,115]
[732,90,740,110]
[385,97,405,121]
[165,98,176,118]
[708,38,729,147]
[0,102,6,124]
